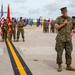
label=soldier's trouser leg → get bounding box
[14,31,16,40]
[12,30,16,40]
[9,31,12,40]
[2,30,7,40]
[55,40,65,64]
[10,32,12,40]
[17,29,20,40]
[2,32,4,40]
[47,27,49,32]
[44,28,46,32]
[65,42,73,65]
[5,31,7,39]
[21,29,24,39]
[51,28,53,33]
[52,29,54,33]
[45,28,47,32]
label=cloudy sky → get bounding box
[0,0,75,19]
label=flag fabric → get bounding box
[0,4,4,36]
[0,4,4,27]
[0,16,4,36]
[7,4,11,37]
[7,4,10,23]
[0,16,4,27]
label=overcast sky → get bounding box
[0,0,75,19]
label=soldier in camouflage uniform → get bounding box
[17,17,25,42]
[10,18,16,42]
[1,19,8,42]
[55,7,75,72]
[43,20,49,33]
[50,20,55,33]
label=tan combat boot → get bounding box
[58,64,62,72]
[66,65,75,71]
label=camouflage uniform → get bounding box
[17,18,25,42]
[1,20,8,41]
[50,20,55,33]
[10,22,16,41]
[55,16,75,65]
[43,20,49,33]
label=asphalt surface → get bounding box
[0,27,75,75]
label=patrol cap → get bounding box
[60,7,67,13]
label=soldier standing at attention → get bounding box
[17,17,25,42]
[10,18,16,42]
[43,20,49,33]
[50,20,55,33]
[1,19,8,42]
[55,7,75,72]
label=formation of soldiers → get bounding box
[0,17,25,42]
[43,19,56,33]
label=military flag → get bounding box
[7,4,10,23]
[7,4,11,37]
[0,4,4,27]
[0,4,4,35]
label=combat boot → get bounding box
[66,65,75,71]
[58,64,62,72]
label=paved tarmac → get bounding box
[0,27,75,75]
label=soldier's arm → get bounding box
[72,19,75,33]
[55,18,67,30]
[14,23,16,30]
[55,24,65,30]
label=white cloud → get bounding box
[13,0,26,3]
[0,0,75,19]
